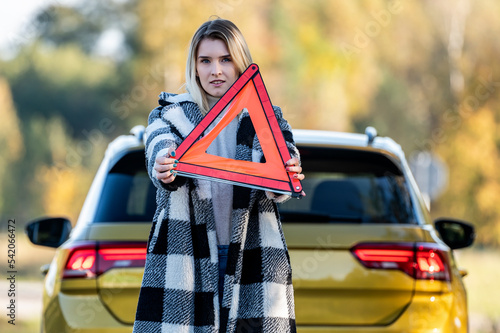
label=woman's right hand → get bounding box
[154,150,178,184]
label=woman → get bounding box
[133,18,304,333]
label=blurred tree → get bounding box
[3,44,132,137]
[430,0,500,245]
[34,0,139,60]
[34,117,102,222]
[0,78,24,215]
[0,0,140,224]
[349,0,455,151]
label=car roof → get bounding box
[292,129,405,160]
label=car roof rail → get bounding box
[365,126,377,145]
[130,125,146,143]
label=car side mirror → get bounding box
[434,218,475,250]
[25,217,72,248]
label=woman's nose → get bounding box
[211,62,222,76]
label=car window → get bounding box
[278,146,418,224]
[93,146,417,224]
[94,150,156,223]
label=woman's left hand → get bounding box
[285,157,306,196]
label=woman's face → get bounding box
[196,38,238,98]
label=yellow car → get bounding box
[26,126,474,332]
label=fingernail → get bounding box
[170,151,176,157]
[173,163,177,167]
[175,160,179,163]
[172,171,177,176]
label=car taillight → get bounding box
[63,242,147,279]
[64,245,97,278]
[351,242,451,281]
[414,243,450,281]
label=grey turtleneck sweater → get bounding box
[205,95,239,245]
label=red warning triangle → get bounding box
[174,64,303,198]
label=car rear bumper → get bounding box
[296,292,466,333]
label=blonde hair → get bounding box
[185,18,253,113]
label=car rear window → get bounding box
[279,147,417,224]
[93,146,417,224]
[94,150,156,223]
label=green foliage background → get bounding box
[1,0,500,246]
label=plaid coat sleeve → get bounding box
[144,93,202,192]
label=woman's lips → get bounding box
[210,80,225,87]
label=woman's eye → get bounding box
[222,57,232,62]
[200,59,210,64]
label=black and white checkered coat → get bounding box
[133,92,299,333]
